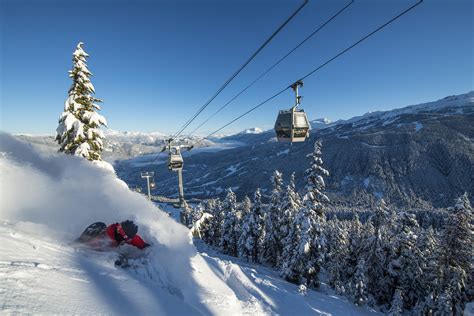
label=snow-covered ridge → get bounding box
[337,91,473,127]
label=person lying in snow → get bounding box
[77,220,150,250]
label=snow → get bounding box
[465,302,474,316]
[83,111,107,127]
[414,122,423,132]
[310,118,332,130]
[196,241,380,316]
[226,164,240,176]
[276,149,290,156]
[0,132,381,315]
[363,177,370,188]
[240,127,264,134]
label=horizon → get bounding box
[1,0,473,135]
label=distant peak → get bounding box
[310,118,332,129]
[240,127,263,134]
[311,118,331,124]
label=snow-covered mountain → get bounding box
[0,132,379,315]
[310,118,332,129]
[239,127,264,134]
[115,92,474,208]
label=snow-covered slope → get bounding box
[333,91,473,129]
[0,132,379,315]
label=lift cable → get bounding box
[188,0,423,149]
[169,0,309,142]
[187,0,354,137]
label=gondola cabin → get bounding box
[274,108,310,142]
[168,146,184,171]
[274,80,309,142]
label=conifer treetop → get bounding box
[56,41,106,161]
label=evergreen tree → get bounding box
[361,199,392,305]
[388,212,424,310]
[262,170,284,266]
[208,198,224,248]
[199,199,219,244]
[280,204,323,287]
[416,226,441,306]
[238,189,265,263]
[303,140,329,217]
[240,196,252,219]
[388,288,404,316]
[372,199,390,237]
[326,220,350,295]
[277,173,302,270]
[192,202,205,225]
[351,258,369,306]
[438,193,473,315]
[343,214,363,283]
[56,42,106,161]
[280,141,330,289]
[434,291,453,316]
[220,188,240,256]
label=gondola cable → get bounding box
[169,0,309,142]
[189,0,423,149]
[187,0,355,137]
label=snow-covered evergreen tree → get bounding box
[303,140,329,218]
[326,220,350,294]
[56,42,106,161]
[238,189,265,263]
[240,196,252,219]
[438,193,473,315]
[220,188,240,257]
[277,173,302,270]
[343,214,363,283]
[388,212,424,310]
[372,199,390,237]
[361,199,392,305]
[416,227,441,305]
[280,142,329,289]
[261,170,283,267]
[198,200,215,244]
[434,291,453,316]
[388,288,404,316]
[351,258,369,306]
[280,205,318,286]
[207,198,224,248]
[191,202,205,225]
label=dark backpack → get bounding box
[76,222,107,243]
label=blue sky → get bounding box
[1,0,473,135]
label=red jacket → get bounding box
[105,223,147,249]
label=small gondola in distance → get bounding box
[168,146,184,171]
